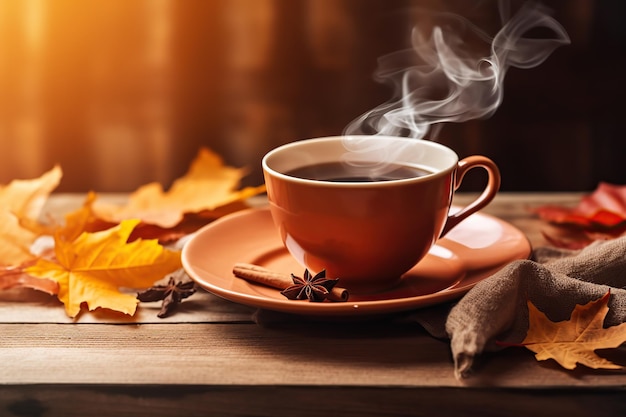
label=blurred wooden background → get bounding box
[0,0,623,192]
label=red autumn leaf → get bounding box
[534,183,626,248]
[578,183,626,220]
[535,183,626,229]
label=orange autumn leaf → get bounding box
[0,165,62,266]
[0,165,62,219]
[0,266,58,295]
[25,219,182,318]
[66,191,253,244]
[521,292,626,370]
[55,191,116,242]
[92,147,266,229]
[0,211,39,266]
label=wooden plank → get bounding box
[0,385,624,417]
[3,322,626,388]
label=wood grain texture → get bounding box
[2,192,625,417]
[3,322,626,388]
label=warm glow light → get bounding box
[0,0,47,180]
[0,0,176,191]
[88,0,174,189]
[23,0,45,48]
[0,1,595,193]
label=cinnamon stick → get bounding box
[232,263,349,302]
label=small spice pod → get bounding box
[232,263,349,302]
[137,271,197,318]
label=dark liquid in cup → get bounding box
[285,161,432,182]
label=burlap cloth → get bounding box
[410,236,626,378]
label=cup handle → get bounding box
[440,155,501,237]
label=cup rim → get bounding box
[262,135,458,187]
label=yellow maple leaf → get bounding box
[25,219,181,318]
[93,148,265,228]
[522,292,626,370]
[0,165,62,266]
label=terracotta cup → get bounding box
[262,136,500,292]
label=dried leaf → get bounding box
[0,165,62,219]
[539,224,594,250]
[25,219,182,318]
[126,199,252,244]
[0,211,39,266]
[535,183,626,226]
[534,183,626,248]
[0,265,58,295]
[93,147,265,230]
[520,292,626,370]
[0,166,62,266]
[56,192,116,242]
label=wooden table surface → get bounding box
[2,193,626,417]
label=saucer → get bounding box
[182,207,531,316]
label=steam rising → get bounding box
[343,2,570,142]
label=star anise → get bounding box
[280,269,339,302]
[137,273,197,318]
